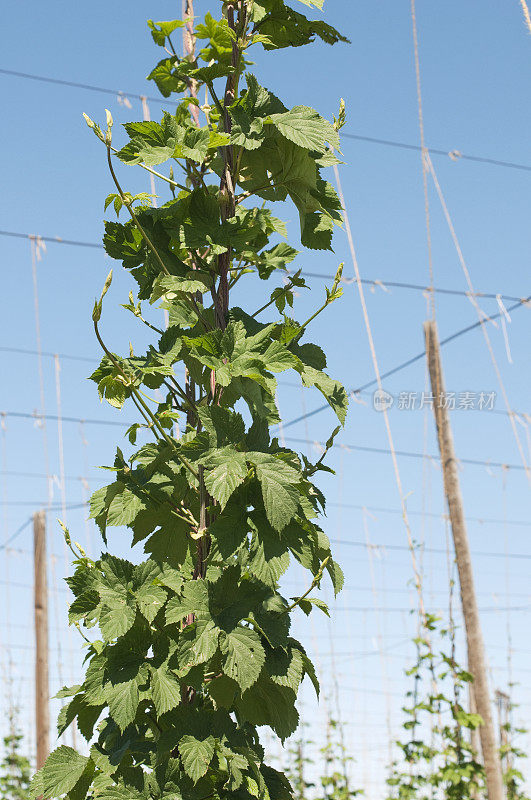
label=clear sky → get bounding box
[0,1,530,796]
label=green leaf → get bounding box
[166,579,209,624]
[196,406,246,448]
[229,74,286,151]
[300,366,349,424]
[207,674,238,709]
[152,273,211,301]
[235,677,298,741]
[262,340,300,373]
[151,665,182,715]
[250,454,300,531]
[267,644,304,692]
[220,627,265,691]
[106,679,140,731]
[245,242,299,279]
[300,211,334,250]
[248,521,290,587]
[193,63,235,83]
[99,604,136,641]
[106,486,146,527]
[252,3,349,51]
[295,597,330,616]
[148,18,185,47]
[326,558,344,596]
[267,106,339,152]
[55,684,82,700]
[207,501,249,558]
[143,517,190,567]
[136,580,166,623]
[147,57,187,97]
[301,651,320,696]
[41,746,91,797]
[28,768,44,798]
[203,449,248,508]
[178,735,216,782]
[177,619,220,671]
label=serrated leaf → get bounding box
[301,651,320,696]
[207,674,238,709]
[248,523,290,587]
[178,735,216,782]
[41,746,90,797]
[55,684,82,699]
[267,645,304,692]
[148,18,185,47]
[301,211,334,250]
[300,366,349,425]
[296,596,330,617]
[235,677,298,741]
[250,455,300,532]
[136,581,166,623]
[99,604,136,641]
[144,522,190,568]
[262,340,300,373]
[177,619,220,672]
[267,106,339,152]
[166,579,209,624]
[153,273,211,301]
[151,665,181,715]
[106,679,139,732]
[106,486,146,527]
[28,767,44,798]
[326,558,344,596]
[220,627,265,691]
[203,451,248,508]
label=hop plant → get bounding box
[0,709,32,800]
[30,3,350,800]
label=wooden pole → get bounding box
[34,509,49,770]
[423,320,504,800]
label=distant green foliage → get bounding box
[385,614,531,800]
[285,718,362,800]
[0,711,31,800]
[285,731,315,800]
[31,2,349,799]
[386,614,486,800]
[319,719,362,800]
[502,708,530,800]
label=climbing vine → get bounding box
[385,613,530,800]
[1,709,32,800]
[285,718,362,800]
[30,2,349,799]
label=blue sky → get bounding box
[0,1,530,795]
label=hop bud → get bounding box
[58,519,71,545]
[83,113,95,129]
[334,98,346,132]
[101,269,113,301]
[105,109,114,128]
